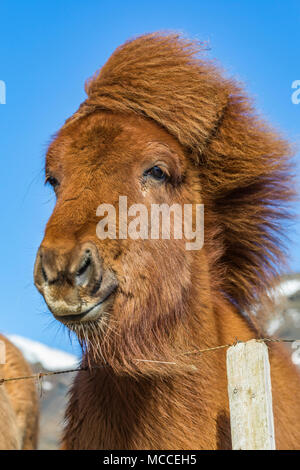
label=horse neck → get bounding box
[73,296,233,449]
[67,254,258,449]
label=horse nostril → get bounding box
[41,264,48,282]
[76,256,91,277]
[90,273,103,296]
[75,250,93,286]
[74,245,103,294]
[34,243,103,297]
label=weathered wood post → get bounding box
[226,339,275,450]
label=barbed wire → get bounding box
[0,337,299,387]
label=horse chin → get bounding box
[53,289,116,324]
[56,293,117,356]
[65,310,113,360]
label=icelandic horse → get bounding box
[34,33,300,449]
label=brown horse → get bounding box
[0,335,39,449]
[34,33,300,449]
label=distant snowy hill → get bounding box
[279,279,300,298]
[267,274,300,360]
[8,334,79,371]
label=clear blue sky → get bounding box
[0,0,299,353]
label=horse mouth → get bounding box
[54,289,116,325]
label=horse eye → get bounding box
[45,175,59,189]
[144,166,166,181]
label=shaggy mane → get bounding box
[65,32,294,314]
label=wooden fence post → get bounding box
[226,339,276,450]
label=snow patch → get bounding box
[292,341,300,366]
[42,380,54,392]
[267,317,283,335]
[276,280,300,299]
[7,335,79,371]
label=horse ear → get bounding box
[201,87,295,311]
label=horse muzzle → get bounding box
[34,241,118,324]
